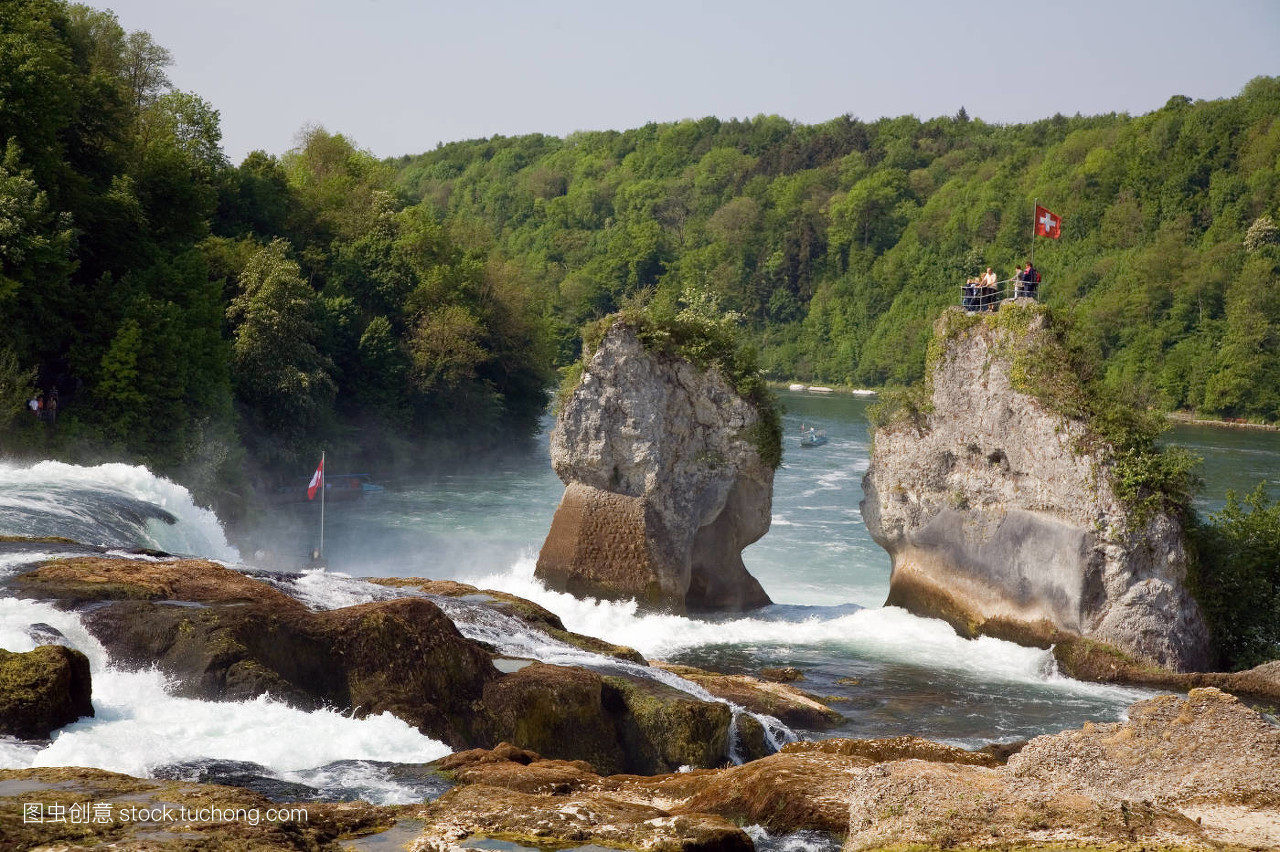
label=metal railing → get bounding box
[960,276,1039,312]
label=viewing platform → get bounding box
[961,275,1040,312]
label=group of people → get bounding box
[27,388,58,423]
[1014,262,1041,298]
[961,262,1040,312]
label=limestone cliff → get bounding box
[861,304,1212,671]
[536,321,775,612]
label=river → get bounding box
[1,391,1276,802]
[240,391,1280,745]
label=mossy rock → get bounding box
[479,663,629,774]
[0,645,94,738]
[603,675,732,772]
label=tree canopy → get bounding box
[1,0,1277,518]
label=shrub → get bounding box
[1192,484,1280,669]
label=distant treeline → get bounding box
[396,81,1280,419]
[1,0,1278,514]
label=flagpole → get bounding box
[1030,197,1037,270]
[319,450,325,561]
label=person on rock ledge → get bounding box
[978,267,998,311]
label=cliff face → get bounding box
[536,322,773,612]
[862,306,1212,671]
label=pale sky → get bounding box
[96,0,1280,165]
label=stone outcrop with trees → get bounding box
[537,303,781,613]
[862,304,1213,671]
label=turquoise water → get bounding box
[1165,420,1280,512]
[242,390,1280,748]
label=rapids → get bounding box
[3,396,1275,802]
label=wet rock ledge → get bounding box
[6,556,834,773]
[5,689,1278,851]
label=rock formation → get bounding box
[862,305,1212,671]
[845,688,1280,849]
[0,645,94,738]
[536,321,775,612]
[8,556,748,773]
[652,662,845,730]
[9,690,1277,851]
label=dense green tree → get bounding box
[226,239,335,458]
[1194,484,1280,668]
[0,347,36,430]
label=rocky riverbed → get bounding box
[3,689,1277,851]
[3,547,1279,851]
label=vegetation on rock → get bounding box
[0,644,93,738]
[565,286,783,468]
[908,303,1203,524]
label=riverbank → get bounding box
[766,380,878,396]
[1168,410,1279,431]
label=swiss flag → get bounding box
[307,457,324,500]
[1035,204,1062,239]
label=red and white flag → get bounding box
[1035,204,1062,239]
[307,457,324,500]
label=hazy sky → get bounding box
[97,0,1280,164]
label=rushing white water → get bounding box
[746,825,842,852]
[0,594,451,802]
[0,421,1181,788]
[470,557,1150,711]
[0,460,238,560]
[0,462,450,805]
[273,568,797,760]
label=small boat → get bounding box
[807,386,834,394]
[850,389,877,397]
[799,426,828,448]
[788,383,806,391]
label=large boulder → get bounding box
[0,645,93,739]
[862,305,1212,671]
[478,662,734,775]
[11,558,744,773]
[536,321,774,613]
[844,688,1280,850]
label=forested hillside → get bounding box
[0,1,553,511]
[398,82,1280,419]
[2,0,1278,517]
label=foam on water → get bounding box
[746,826,842,852]
[26,671,449,778]
[277,761,450,806]
[0,461,238,561]
[279,568,405,611]
[473,557,1147,704]
[273,569,796,760]
[0,598,450,781]
[0,551,66,580]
